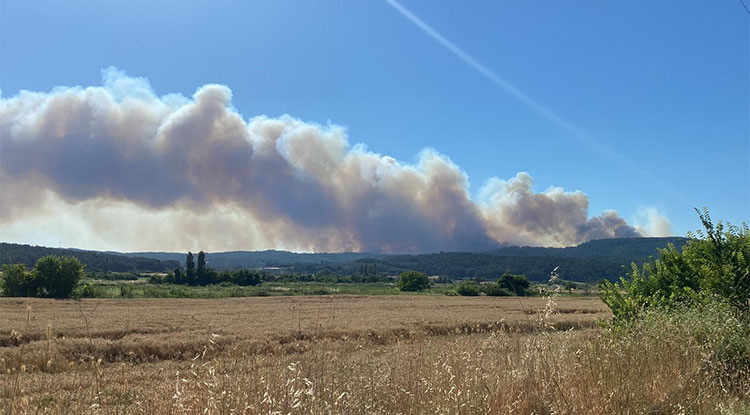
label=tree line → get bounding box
[149,251,263,286]
[0,242,179,272]
[1,255,84,298]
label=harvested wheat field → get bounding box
[1,296,745,414]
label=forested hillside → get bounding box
[127,250,385,270]
[2,237,687,282]
[359,237,687,282]
[240,237,687,282]
[487,237,687,260]
[132,237,687,283]
[0,243,179,272]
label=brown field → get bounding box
[0,296,745,414]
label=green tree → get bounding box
[231,269,261,286]
[53,256,85,298]
[34,255,84,298]
[456,280,480,296]
[197,251,207,285]
[0,264,37,297]
[185,252,195,285]
[599,209,750,323]
[396,271,430,292]
[173,268,183,284]
[497,272,530,296]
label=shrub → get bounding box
[599,209,749,323]
[231,269,262,286]
[497,272,530,296]
[73,283,97,298]
[396,271,430,292]
[119,284,135,298]
[149,274,168,284]
[94,272,138,281]
[456,281,480,296]
[482,283,512,296]
[0,263,38,297]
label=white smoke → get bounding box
[634,206,673,237]
[0,68,669,252]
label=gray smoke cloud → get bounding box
[0,68,669,252]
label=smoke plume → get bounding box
[0,68,669,252]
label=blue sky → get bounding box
[1,0,748,248]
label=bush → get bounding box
[73,283,97,298]
[497,272,531,296]
[482,283,512,296]
[396,271,430,292]
[94,272,139,281]
[230,269,262,286]
[456,281,480,296]
[0,263,37,297]
[119,284,135,298]
[1,256,84,298]
[599,209,750,323]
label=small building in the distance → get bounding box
[261,266,282,275]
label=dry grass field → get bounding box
[1,296,746,414]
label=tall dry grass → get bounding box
[1,296,747,414]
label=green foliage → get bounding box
[0,242,178,272]
[173,268,183,284]
[0,263,37,297]
[3,238,690,283]
[396,271,430,292]
[73,283,97,298]
[482,283,512,297]
[150,257,263,287]
[229,269,262,286]
[497,272,530,296]
[456,281,480,296]
[185,252,196,285]
[34,255,85,298]
[119,284,135,298]
[474,272,530,296]
[1,255,83,298]
[89,272,138,281]
[600,209,750,323]
[197,251,208,285]
[266,237,688,282]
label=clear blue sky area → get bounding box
[2,0,748,236]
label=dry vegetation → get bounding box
[0,296,746,414]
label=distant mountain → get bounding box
[486,237,688,259]
[2,236,689,282]
[129,236,687,283]
[125,250,387,270]
[0,243,179,272]
[365,237,688,282]
[273,237,685,283]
